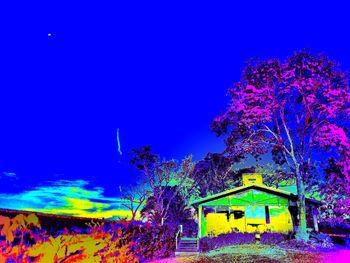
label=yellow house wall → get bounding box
[205,206,246,236]
[204,205,293,237]
[206,213,230,236]
[268,206,293,233]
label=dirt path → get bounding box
[151,244,350,263]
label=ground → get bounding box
[152,244,350,263]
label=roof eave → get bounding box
[190,184,322,207]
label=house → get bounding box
[190,173,321,238]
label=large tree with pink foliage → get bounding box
[212,51,350,240]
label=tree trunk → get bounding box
[295,170,308,241]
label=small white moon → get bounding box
[48,33,52,37]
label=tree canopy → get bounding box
[212,51,350,239]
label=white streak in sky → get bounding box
[1,172,18,179]
[117,128,122,155]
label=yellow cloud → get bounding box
[1,179,142,220]
[64,197,109,210]
[22,207,140,220]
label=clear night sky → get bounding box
[1,2,350,218]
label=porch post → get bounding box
[198,205,202,238]
[312,206,319,232]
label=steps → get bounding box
[175,237,199,257]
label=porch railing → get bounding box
[175,224,183,249]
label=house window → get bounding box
[203,207,215,217]
[232,210,244,219]
[265,206,270,224]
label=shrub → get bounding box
[200,232,256,252]
[279,232,334,251]
[260,233,288,245]
[279,239,317,251]
[182,220,197,238]
[1,215,177,262]
[120,221,176,261]
[309,232,334,249]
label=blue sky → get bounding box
[0,1,350,217]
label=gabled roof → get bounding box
[190,184,322,206]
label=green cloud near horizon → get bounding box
[0,179,138,219]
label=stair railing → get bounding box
[175,224,183,249]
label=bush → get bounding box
[279,232,334,251]
[1,215,177,262]
[182,220,198,238]
[309,232,334,249]
[200,232,256,252]
[122,222,176,261]
[279,239,317,251]
[260,232,289,245]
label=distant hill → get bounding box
[0,208,119,235]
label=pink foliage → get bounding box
[229,83,276,129]
[213,52,350,223]
[213,51,350,158]
[314,124,350,150]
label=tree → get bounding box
[121,183,150,221]
[255,164,295,188]
[140,186,195,228]
[192,152,231,196]
[212,51,350,240]
[130,146,196,225]
[191,152,241,197]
